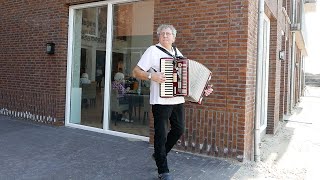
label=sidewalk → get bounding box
[232,86,320,180]
[0,115,239,180]
[3,88,319,180]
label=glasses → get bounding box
[159,32,173,37]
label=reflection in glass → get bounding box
[70,6,108,129]
[109,0,154,136]
[69,1,154,137]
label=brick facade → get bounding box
[0,0,306,161]
[0,0,68,124]
[265,1,282,134]
[151,0,253,160]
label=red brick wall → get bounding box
[283,0,293,115]
[246,0,259,161]
[152,0,253,161]
[264,0,289,134]
[279,0,292,119]
[284,34,292,115]
[66,0,98,5]
[284,32,293,114]
[280,34,287,121]
[276,0,302,118]
[0,0,296,162]
[267,18,281,134]
[0,0,68,124]
[283,0,293,116]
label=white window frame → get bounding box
[65,0,148,142]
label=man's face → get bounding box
[159,28,175,48]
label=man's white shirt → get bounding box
[137,43,185,105]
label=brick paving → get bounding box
[0,115,239,180]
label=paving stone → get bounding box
[0,115,239,180]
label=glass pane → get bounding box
[70,6,108,129]
[109,0,154,136]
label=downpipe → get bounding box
[290,0,297,113]
[290,33,296,112]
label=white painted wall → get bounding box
[305,3,320,74]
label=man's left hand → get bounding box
[204,84,213,96]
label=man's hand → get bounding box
[132,66,166,83]
[152,72,166,83]
[204,84,213,96]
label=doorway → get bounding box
[259,14,270,132]
[66,0,154,140]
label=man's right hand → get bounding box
[151,72,166,83]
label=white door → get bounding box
[260,14,270,132]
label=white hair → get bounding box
[157,24,177,38]
[114,72,125,81]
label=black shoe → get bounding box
[158,173,172,180]
[152,153,155,161]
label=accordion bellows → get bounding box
[160,58,212,104]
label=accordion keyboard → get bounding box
[160,58,189,98]
[160,58,174,97]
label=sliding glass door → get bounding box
[109,1,153,136]
[69,6,108,129]
[67,0,154,138]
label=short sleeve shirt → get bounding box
[137,43,185,105]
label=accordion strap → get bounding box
[156,45,178,59]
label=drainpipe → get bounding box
[290,34,296,110]
[254,0,264,162]
[290,0,297,113]
[302,56,305,95]
[300,56,304,97]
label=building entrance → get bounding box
[66,0,154,140]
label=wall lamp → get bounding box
[279,50,285,61]
[46,42,55,55]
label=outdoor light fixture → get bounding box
[279,50,285,61]
[46,42,55,55]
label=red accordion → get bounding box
[160,57,212,104]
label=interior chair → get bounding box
[110,89,129,126]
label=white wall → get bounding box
[305,3,320,74]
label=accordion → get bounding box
[160,57,212,104]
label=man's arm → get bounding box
[132,65,166,84]
[132,66,150,81]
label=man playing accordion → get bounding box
[132,24,213,180]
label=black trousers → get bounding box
[152,103,185,174]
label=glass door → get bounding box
[68,0,154,138]
[69,6,108,129]
[109,0,154,136]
